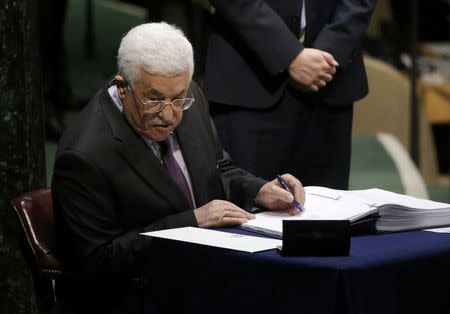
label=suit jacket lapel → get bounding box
[176,122,206,207]
[175,102,218,207]
[100,87,189,211]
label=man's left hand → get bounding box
[255,173,305,215]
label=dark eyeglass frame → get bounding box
[127,83,194,113]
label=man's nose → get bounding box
[159,102,174,120]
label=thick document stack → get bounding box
[350,188,450,232]
[242,186,450,236]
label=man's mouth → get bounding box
[154,124,173,131]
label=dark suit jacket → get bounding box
[51,80,266,312]
[205,0,377,107]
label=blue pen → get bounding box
[277,174,304,213]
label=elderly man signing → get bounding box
[52,22,304,314]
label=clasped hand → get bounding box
[288,48,338,92]
[194,173,304,228]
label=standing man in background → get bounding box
[204,0,378,189]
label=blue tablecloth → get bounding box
[144,228,450,314]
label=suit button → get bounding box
[290,15,300,27]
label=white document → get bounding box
[141,227,281,253]
[425,227,450,233]
[243,186,450,235]
[348,188,449,210]
[242,186,379,237]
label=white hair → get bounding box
[117,22,194,84]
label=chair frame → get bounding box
[11,188,63,311]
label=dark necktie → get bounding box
[160,139,194,209]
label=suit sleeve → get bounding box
[52,150,197,274]
[209,0,302,76]
[312,0,377,68]
[217,146,267,211]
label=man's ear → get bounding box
[114,75,127,100]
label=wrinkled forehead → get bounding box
[133,67,191,97]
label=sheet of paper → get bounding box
[302,187,378,221]
[425,227,450,233]
[141,227,281,253]
[348,188,449,209]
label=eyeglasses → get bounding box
[128,84,194,113]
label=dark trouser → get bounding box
[210,89,353,189]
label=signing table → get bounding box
[144,228,450,314]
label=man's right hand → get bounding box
[288,48,338,92]
[194,200,254,228]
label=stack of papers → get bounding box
[242,186,379,237]
[349,188,450,232]
[241,186,450,236]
